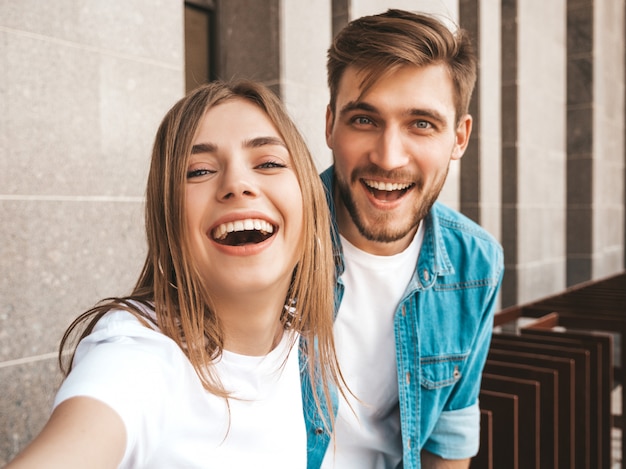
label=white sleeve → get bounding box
[53,312,176,467]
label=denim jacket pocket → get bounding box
[420,354,468,390]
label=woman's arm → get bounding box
[6,396,126,469]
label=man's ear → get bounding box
[325,105,335,149]
[451,114,473,160]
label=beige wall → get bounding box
[0,0,184,462]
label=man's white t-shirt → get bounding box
[54,309,306,469]
[322,224,423,469]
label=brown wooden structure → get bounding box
[470,272,625,468]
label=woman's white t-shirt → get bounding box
[54,309,306,469]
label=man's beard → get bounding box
[335,165,449,244]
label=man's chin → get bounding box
[356,220,416,244]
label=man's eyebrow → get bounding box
[243,136,287,148]
[408,108,447,127]
[191,142,216,154]
[339,101,379,116]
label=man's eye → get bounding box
[186,168,214,179]
[414,120,432,129]
[351,116,374,126]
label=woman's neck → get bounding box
[215,292,287,356]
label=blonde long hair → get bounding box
[60,80,341,421]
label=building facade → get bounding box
[0,0,624,462]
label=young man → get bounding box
[304,9,504,469]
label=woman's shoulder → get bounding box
[73,302,187,370]
[88,301,158,338]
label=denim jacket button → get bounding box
[315,427,324,435]
[423,269,430,282]
[405,372,411,384]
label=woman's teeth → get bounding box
[213,218,274,241]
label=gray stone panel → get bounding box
[0,199,146,362]
[0,0,181,65]
[0,358,62,465]
[0,2,183,461]
[0,32,180,197]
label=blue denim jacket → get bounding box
[300,167,504,469]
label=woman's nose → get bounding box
[217,164,258,200]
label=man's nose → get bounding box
[369,127,410,170]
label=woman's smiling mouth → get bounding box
[211,218,275,246]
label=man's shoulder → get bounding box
[430,202,501,248]
[428,202,503,271]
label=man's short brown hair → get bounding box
[327,9,477,124]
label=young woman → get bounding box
[6,80,342,468]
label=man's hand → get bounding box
[421,449,470,469]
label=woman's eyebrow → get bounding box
[191,142,216,154]
[243,136,287,148]
[191,136,286,155]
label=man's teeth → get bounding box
[364,180,412,191]
[213,218,274,240]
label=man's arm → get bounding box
[421,449,470,469]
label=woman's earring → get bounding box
[283,298,297,328]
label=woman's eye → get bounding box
[257,160,286,169]
[186,168,214,179]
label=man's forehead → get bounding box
[334,63,457,122]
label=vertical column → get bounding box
[478,0,503,242]
[216,0,281,95]
[590,1,625,278]
[566,0,625,287]
[501,0,568,307]
[332,0,350,37]
[459,0,481,224]
[459,0,502,244]
[500,0,519,306]
[281,1,333,170]
[566,1,594,285]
